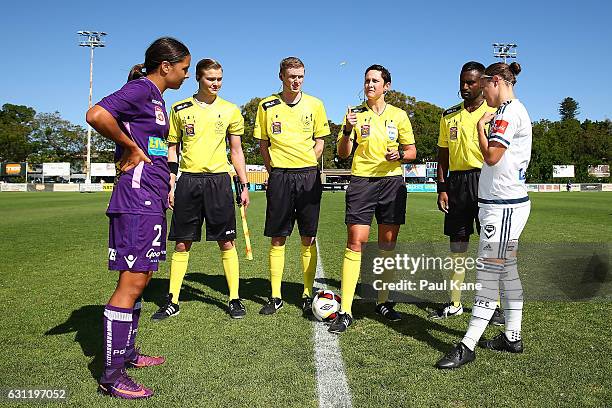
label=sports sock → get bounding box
[124,296,141,363]
[461,260,503,350]
[377,250,394,304]
[340,248,362,316]
[101,304,133,383]
[450,252,466,307]
[501,258,523,341]
[269,244,285,299]
[169,251,189,304]
[221,246,240,300]
[300,243,317,298]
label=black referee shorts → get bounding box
[444,169,480,237]
[345,175,407,225]
[169,172,237,242]
[264,166,322,238]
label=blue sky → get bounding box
[1,0,610,127]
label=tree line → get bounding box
[1,96,609,182]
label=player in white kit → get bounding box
[436,61,532,369]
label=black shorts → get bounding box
[345,175,407,225]
[444,169,480,237]
[264,167,322,237]
[169,172,236,242]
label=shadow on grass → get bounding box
[185,273,308,310]
[44,274,317,381]
[45,305,104,380]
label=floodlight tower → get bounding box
[492,43,517,64]
[78,30,107,183]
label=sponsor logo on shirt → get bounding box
[155,106,166,126]
[146,248,162,261]
[483,224,496,239]
[302,113,313,131]
[148,137,168,157]
[263,99,281,110]
[272,121,282,134]
[185,123,195,136]
[215,118,225,135]
[492,119,509,135]
[124,254,138,269]
[387,125,398,141]
[151,99,163,106]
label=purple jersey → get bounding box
[97,77,170,215]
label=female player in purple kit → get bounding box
[86,37,190,399]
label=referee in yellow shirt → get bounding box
[329,64,416,334]
[430,61,503,325]
[254,57,330,315]
[151,58,250,320]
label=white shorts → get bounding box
[478,203,530,259]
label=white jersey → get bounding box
[478,99,532,209]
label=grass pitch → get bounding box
[0,192,610,407]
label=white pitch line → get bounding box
[313,239,353,408]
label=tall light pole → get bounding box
[78,30,106,183]
[492,43,517,63]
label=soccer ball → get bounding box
[312,290,341,322]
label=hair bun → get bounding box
[509,62,522,76]
[127,63,146,82]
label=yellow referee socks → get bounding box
[269,244,285,299]
[169,251,190,304]
[301,243,317,298]
[340,248,362,316]
[221,247,240,301]
[450,252,466,307]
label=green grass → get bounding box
[0,192,610,407]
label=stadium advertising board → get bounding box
[404,164,426,178]
[425,162,437,178]
[80,183,103,192]
[538,184,560,192]
[602,184,612,192]
[0,183,27,192]
[43,162,70,177]
[407,184,437,193]
[246,164,267,172]
[91,163,116,177]
[526,184,539,192]
[553,165,575,178]
[53,184,80,192]
[2,162,26,177]
[587,164,610,178]
[27,183,53,192]
[580,183,602,192]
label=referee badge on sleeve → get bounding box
[449,126,458,140]
[272,121,282,134]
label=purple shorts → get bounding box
[107,213,167,271]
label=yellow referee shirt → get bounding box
[437,101,495,171]
[338,103,415,177]
[168,96,244,173]
[253,93,329,168]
